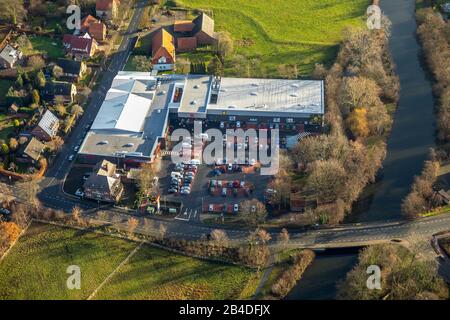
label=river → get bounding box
[289,0,437,299]
[348,0,436,223]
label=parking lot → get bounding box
[157,156,271,221]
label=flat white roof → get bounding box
[91,72,156,133]
[178,75,211,117]
[208,77,324,116]
[80,72,170,160]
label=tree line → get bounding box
[281,23,400,225]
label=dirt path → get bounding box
[87,241,144,300]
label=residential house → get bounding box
[173,13,217,53]
[151,28,176,70]
[41,81,77,104]
[191,13,217,45]
[8,103,19,115]
[174,20,195,34]
[55,59,87,81]
[63,33,98,59]
[177,37,197,53]
[0,44,22,69]
[17,137,45,164]
[80,15,107,41]
[96,0,119,20]
[31,110,60,142]
[83,160,124,203]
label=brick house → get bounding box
[151,28,176,70]
[173,13,217,53]
[0,44,22,69]
[96,0,119,20]
[80,15,107,41]
[54,59,87,82]
[17,137,45,164]
[41,81,77,104]
[62,34,98,59]
[31,110,60,142]
[83,160,124,203]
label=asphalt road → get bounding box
[38,0,145,207]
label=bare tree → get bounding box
[71,206,84,226]
[239,199,268,227]
[158,223,167,241]
[216,31,234,59]
[127,217,139,234]
[210,229,229,247]
[278,228,290,249]
[0,0,26,24]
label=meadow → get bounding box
[23,35,64,59]
[0,223,258,300]
[175,0,368,76]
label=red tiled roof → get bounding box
[89,22,106,41]
[96,0,115,11]
[80,15,99,33]
[152,28,175,57]
[174,20,195,33]
[177,37,197,51]
[63,34,96,55]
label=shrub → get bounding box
[271,250,315,298]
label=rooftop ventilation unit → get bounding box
[124,143,135,147]
[250,92,258,96]
[191,100,197,105]
[291,84,300,88]
[194,85,200,89]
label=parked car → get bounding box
[168,188,178,194]
[68,154,75,161]
[222,188,227,197]
[220,121,225,129]
[74,146,79,152]
[0,207,11,215]
[233,204,239,213]
[75,188,84,197]
[236,121,241,128]
[171,172,182,179]
[211,169,222,176]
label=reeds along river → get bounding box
[289,0,437,299]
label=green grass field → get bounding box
[176,0,368,76]
[24,35,64,59]
[0,223,258,300]
[0,223,137,299]
[95,244,259,300]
